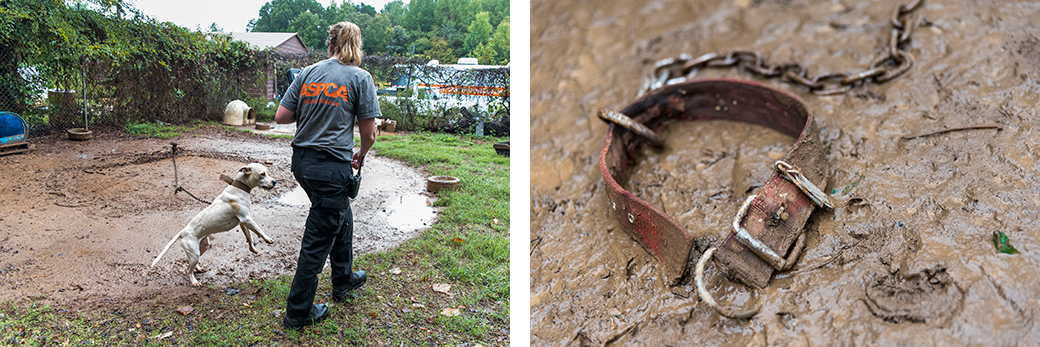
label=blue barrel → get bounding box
[0,112,28,145]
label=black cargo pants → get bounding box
[285,146,356,322]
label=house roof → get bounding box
[229,32,308,52]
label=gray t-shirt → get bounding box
[281,58,381,162]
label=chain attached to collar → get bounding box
[642,0,925,96]
[171,142,213,204]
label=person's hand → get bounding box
[352,151,364,170]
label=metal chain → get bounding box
[171,142,211,204]
[642,0,925,96]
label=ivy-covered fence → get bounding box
[0,0,266,136]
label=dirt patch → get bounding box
[532,0,1040,344]
[0,125,436,307]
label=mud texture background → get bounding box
[531,0,1040,345]
[0,126,436,308]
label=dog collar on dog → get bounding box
[598,79,830,295]
[220,174,253,193]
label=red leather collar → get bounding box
[599,79,828,288]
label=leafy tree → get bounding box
[386,25,410,56]
[435,20,466,59]
[463,0,485,26]
[482,0,509,27]
[435,0,469,29]
[437,20,464,43]
[381,0,407,27]
[208,22,223,32]
[291,11,324,49]
[471,42,495,66]
[488,16,509,64]
[464,11,492,56]
[243,0,508,62]
[412,36,431,58]
[402,0,437,33]
[364,14,392,54]
[423,36,457,64]
[330,3,371,44]
[355,3,376,16]
[329,3,369,31]
[248,0,323,32]
[343,8,372,29]
[319,0,346,24]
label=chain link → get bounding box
[171,142,212,204]
[643,0,925,96]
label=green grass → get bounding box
[373,133,510,227]
[0,131,511,346]
[122,120,296,140]
[124,120,194,138]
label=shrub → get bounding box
[245,97,278,122]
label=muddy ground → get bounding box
[0,125,437,308]
[531,0,1040,345]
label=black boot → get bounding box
[332,270,367,302]
[282,303,329,329]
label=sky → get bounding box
[129,0,397,33]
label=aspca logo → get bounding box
[300,82,350,106]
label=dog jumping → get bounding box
[150,163,277,286]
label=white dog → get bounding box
[150,163,277,286]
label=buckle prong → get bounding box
[598,108,663,146]
[775,160,834,209]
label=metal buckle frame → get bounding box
[691,163,832,319]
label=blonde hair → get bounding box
[328,22,364,66]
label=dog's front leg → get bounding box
[240,217,275,244]
[239,224,259,253]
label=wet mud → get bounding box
[0,126,436,307]
[531,0,1040,345]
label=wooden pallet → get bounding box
[0,142,30,156]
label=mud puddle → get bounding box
[532,0,1040,345]
[0,126,437,306]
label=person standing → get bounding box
[274,21,379,329]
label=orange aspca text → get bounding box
[300,82,350,102]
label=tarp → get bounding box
[0,112,28,145]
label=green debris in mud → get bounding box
[992,231,1020,255]
[832,171,866,196]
